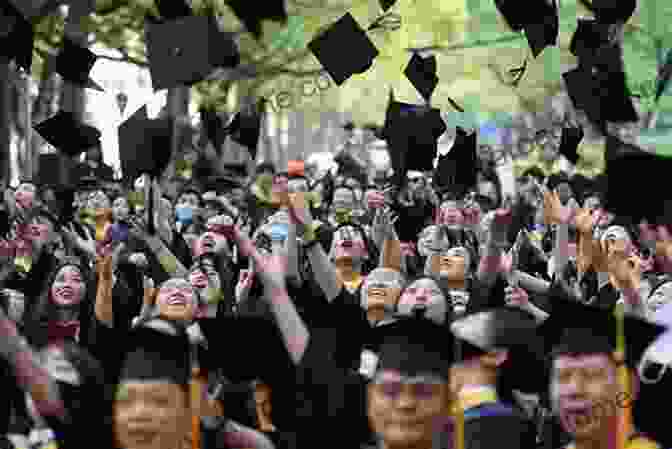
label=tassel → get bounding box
[614,302,630,449]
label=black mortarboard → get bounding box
[55,37,104,92]
[434,127,477,196]
[35,153,64,188]
[119,322,191,386]
[155,0,192,20]
[222,163,248,179]
[494,0,558,57]
[580,0,637,25]
[569,18,611,61]
[5,0,46,20]
[380,0,396,12]
[308,13,379,86]
[199,107,226,153]
[0,1,33,73]
[373,316,454,379]
[227,110,261,160]
[225,0,287,40]
[34,110,101,157]
[118,105,173,180]
[404,53,438,103]
[451,308,547,394]
[383,101,446,185]
[604,136,672,226]
[558,126,584,165]
[539,293,666,370]
[145,15,239,91]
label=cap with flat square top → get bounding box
[118,105,173,181]
[569,18,612,61]
[56,37,104,91]
[34,110,101,157]
[382,101,446,184]
[404,52,438,103]
[227,109,261,160]
[587,0,637,25]
[538,293,666,370]
[225,0,287,40]
[371,316,454,379]
[118,320,191,386]
[154,0,192,20]
[307,12,379,86]
[494,0,559,57]
[145,15,239,91]
[434,127,477,196]
[559,125,584,165]
[1,1,34,73]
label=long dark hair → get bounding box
[190,252,237,316]
[22,260,95,350]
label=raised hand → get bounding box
[504,285,530,310]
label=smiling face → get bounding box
[193,216,231,257]
[155,279,198,322]
[50,265,86,307]
[438,201,464,227]
[113,381,188,449]
[368,370,451,449]
[15,182,36,209]
[427,246,469,282]
[188,259,222,308]
[330,225,368,261]
[396,278,448,324]
[362,268,404,312]
[550,353,619,440]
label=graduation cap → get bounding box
[603,136,672,226]
[494,0,559,57]
[227,109,261,160]
[383,101,446,185]
[380,0,396,12]
[225,0,287,40]
[34,110,101,157]
[558,126,584,165]
[145,15,239,91]
[579,0,636,25]
[404,52,438,103]
[35,153,67,188]
[155,0,192,20]
[118,321,191,386]
[0,1,33,73]
[451,308,547,394]
[199,107,226,153]
[569,18,612,61]
[307,12,379,86]
[55,37,104,92]
[118,105,173,181]
[434,127,477,197]
[372,316,454,379]
[539,293,665,370]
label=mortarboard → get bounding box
[382,101,446,185]
[451,307,547,394]
[34,110,101,157]
[36,153,67,188]
[0,1,34,73]
[225,0,287,40]
[580,0,637,25]
[434,127,477,197]
[154,0,192,20]
[55,37,104,91]
[118,321,191,386]
[494,0,559,57]
[199,107,226,153]
[604,136,672,226]
[558,126,584,165]
[145,15,239,91]
[118,105,174,181]
[404,52,438,103]
[307,13,379,86]
[379,0,396,12]
[372,316,454,379]
[227,109,261,160]
[539,293,666,370]
[569,18,612,61]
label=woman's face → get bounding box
[113,197,131,222]
[193,216,231,257]
[368,370,451,449]
[331,225,368,260]
[51,265,86,307]
[15,183,36,209]
[114,381,188,449]
[89,190,111,211]
[396,278,448,324]
[362,269,403,312]
[155,278,198,322]
[427,246,469,282]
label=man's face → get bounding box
[112,197,131,222]
[155,278,199,322]
[368,370,451,449]
[113,381,188,449]
[550,354,619,439]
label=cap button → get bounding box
[174,47,182,56]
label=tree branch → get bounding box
[96,52,148,67]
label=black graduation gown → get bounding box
[463,402,537,449]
